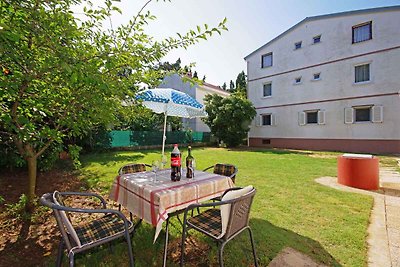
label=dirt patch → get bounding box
[0,165,213,267]
[0,166,86,267]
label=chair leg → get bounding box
[180,221,188,267]
[248,228,258,267]
[125,231,135,267]
[219,243,226,267]
[56,239,64,267]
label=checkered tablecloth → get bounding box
[109,169,234,241]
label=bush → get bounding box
[202,93,256,147]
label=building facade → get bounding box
[245,6,400,154]
[159,74,230,132]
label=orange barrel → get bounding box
[337,155,379,190]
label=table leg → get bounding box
[163,217,170,267]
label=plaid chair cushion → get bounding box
[75,214,131,245]
[187,208,222,238]
[214,164,236,178]
[120,164,146,174]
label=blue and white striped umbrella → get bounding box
[136,88,207,118]
[136,88,207,158]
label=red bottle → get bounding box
[170,144,181,181]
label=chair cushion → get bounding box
[219,186,254,238]
[53,191,82,247]
[214,164,236,177]
[187,208,222,238]
[75,214,130,245]
[120,164,146,174]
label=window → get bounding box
[295,41,302,50]
[262,139,271,145]
[263,83,272,97]
[306,111,318,124]
[313,35,321,44]
[313,73,321,80]
[355,64,370,83]
[261,53,273,68]
[299,110,325,125]
[295,77,302,84]
[352,22,372,43]
[355,107,371,122]
[262,114,272,125]
[344,105,383,124]
[257,113,275,126]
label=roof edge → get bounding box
[244,5,400,60]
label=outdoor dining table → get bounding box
[109,168,234,266]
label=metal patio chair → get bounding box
[40,191,135,267]
[180,186,258,267]
[203,163,238,183]
[118,163,152,175]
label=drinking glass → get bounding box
[152,160,160,183]
[191,159,196,178]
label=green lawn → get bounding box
[76,147,376,266]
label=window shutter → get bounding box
[271,113,276,126]
[372,105,383,123]
[318,110,326,125]
[255,115,261,126]
[298,112,306,126]
[344,108,354,124]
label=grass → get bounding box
[73,147,387,266]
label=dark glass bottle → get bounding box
[170,144,181,181]
[186,146,194,178]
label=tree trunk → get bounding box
[26,155,37,211]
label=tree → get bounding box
[222,82,227,90]
[202,94,256,147]
[235,71,247,96]
[229,80,235,91]
[0,0,227,206]
[193,71,198,79]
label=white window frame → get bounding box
[262,82,272,98]
[257,113,276,126]
[261,52,273,68]
[299,110,325,125]
[344,105,383,124]
[352,21,372,44]
[294,76,302,85]
[312,72,321,81]
[354,62,371,84]
[313,35,321,44]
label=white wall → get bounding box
[160,74,230,132]
[246,8,400,141]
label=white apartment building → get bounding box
[159,74,230,132]
[245,6,400,154]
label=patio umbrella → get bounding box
[136,88,207,158]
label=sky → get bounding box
[79,0,400,87]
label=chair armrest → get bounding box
[59,192,107,209]
[52,204,131,225]
[229,168,238,179]
[202,165,214,172]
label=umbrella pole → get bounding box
[161,111,167,159]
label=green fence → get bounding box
[110,131,211,148]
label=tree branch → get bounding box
[121,0,153,49]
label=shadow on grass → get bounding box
[249,218,341,266]
[81,153,147,167]
[227,147,315,156]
